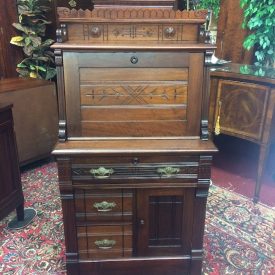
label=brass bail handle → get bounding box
[93,201,117,212]
[215,100,222,135]
[94,239,116,249]
[157,166,180,177]
[90,167,114,179]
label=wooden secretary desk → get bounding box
[52,1,217,274]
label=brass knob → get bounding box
[130,56,138,64]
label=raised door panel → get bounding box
[136,188,194,256]
[63,51,204,138]
[214,80,269,141]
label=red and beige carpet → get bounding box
[0,162,274,274]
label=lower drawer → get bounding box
[77,224,132,260]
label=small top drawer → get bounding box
[75,189,133,222]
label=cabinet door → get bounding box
[136,188,194,256]
[214,79,269,141]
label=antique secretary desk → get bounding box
[52,0,217,274]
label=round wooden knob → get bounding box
[90,26,101,37]
[164,27,176,38]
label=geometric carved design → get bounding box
[69,23,198,42]
[81,84,188,105]
[57,7,208,21]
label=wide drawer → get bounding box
[77,224,132,260]
[75,189,133,222]
[72,163,198,180]
[71,52,190,68]
[71,155,199,183]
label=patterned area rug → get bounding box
[0,162,274,274]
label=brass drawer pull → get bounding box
[90,167,114,179]
[93,201,117,212]
[157,166,180,177]
[95,239,116,249]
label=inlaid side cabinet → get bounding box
[209,64,275,202]
[52,2,217,274]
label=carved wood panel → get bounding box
[62,51,204,138]
[57,7,208,21]
[80,84,187,105]
[68,23,198,42]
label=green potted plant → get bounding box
[241,0,275,67]
[10,0,56,79]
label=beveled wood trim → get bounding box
[51,42,217,51]
[52,139,218,155]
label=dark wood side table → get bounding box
[0,103,36,228]
[208,63,275,202]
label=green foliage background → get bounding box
[241,0,275,67]
[195,0,221,18]
[10,0,56,79]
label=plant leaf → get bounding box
[10,36,25,46]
